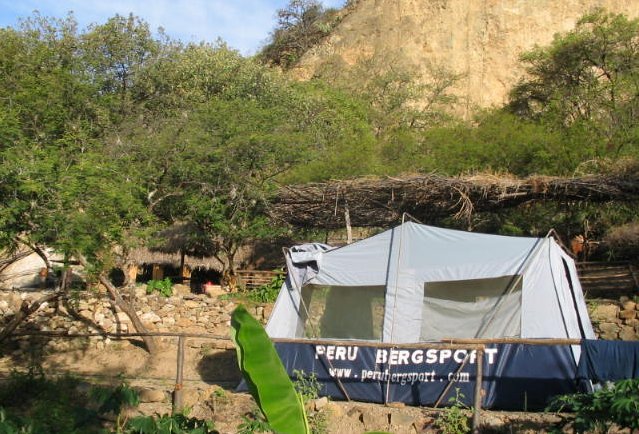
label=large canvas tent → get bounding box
[265,222,595,409]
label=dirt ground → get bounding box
[0,335,588,434]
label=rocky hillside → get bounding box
[293,0,639,116]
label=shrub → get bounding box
[245,273,284,303]
[548,378,639,433]
[146,278,173,297]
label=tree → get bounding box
[260,0,341,68]
[0,13,157,352]
[508,9,639,158]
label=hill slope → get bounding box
[292,0,639,116]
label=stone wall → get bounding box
[1,287,637,350]
[589,296,639,341]
[0,285,272,352]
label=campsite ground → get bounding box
[1,331,589,434]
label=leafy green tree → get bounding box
[509,9,639,158]
[0,13,156,351]
[81,13,162,120]
[260,0,342,68]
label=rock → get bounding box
[172,284,191,296]
[624,318,639,328]
[184,300,200,309]
[115,312,131,323]
[619,309,636,320]
[599,322,620,339]
[203,284,225,298]
[325,402,345,418]
[314,396,329,411]
[619,296,630,303]
[362,410,390,431]
[263,304,274,320]
[619,326,638,341]
[347,406,364,421]
[622,300,637,311]
[590,304,619,322]
[138,388,167,403]
[390,410,417,427]
[162,317,176,327]
[140,312,162,323]
[176,318,193,327]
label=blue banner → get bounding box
[274,342,578,410]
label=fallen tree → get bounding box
[270,173,639,229]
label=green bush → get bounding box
[245,273,284,303]
[146,278,173,297]
[436,389,470,434]
[126,412,217,434]
[0,370,217,434]
[548,378,639,433]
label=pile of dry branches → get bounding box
[269,173,639,229]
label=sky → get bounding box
[0,0,345,55]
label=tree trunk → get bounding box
[76,254,157,354]
[0,291,62,343]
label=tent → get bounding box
[265,221,595,409]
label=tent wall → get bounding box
[266,222,594,345]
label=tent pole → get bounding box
[281,248,352,402]
[385,215,410,404]
[433,353,471,408]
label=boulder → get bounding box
[138,388,167,403]
[619,326,638,341]
[590,304,619,322]
[619,309,637,320]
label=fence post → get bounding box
[472,348,483,433]
[173,336,185,414]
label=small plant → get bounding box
[126,411,217,434]
[90,381,140,432]
[294,370,327,434]
[436,388,470,434]
[548,378,639,433]
[236,409,272,434]
[146,278,173,297]
[246,272,284,303]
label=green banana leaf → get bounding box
[231,305,309,434]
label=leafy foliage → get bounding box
[146,278,173,297]
[0,370,217,434]
[231,305,309,434]
[436,389,470,434]
[509,9,639,159]
[245,273,285,303]
[548,379,639,433]
[0,370,101,434]
[260,0,341,68]
[126,412,217,434]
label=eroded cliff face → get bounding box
[292,0,639,115]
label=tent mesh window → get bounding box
[421,275,522,340]
[301,284,385,340]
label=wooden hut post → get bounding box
[152,264,164,281]
[472,348,484,433]
[173,336,185,413]
[126,263,138,286]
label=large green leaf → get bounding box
[231,306,309,434]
